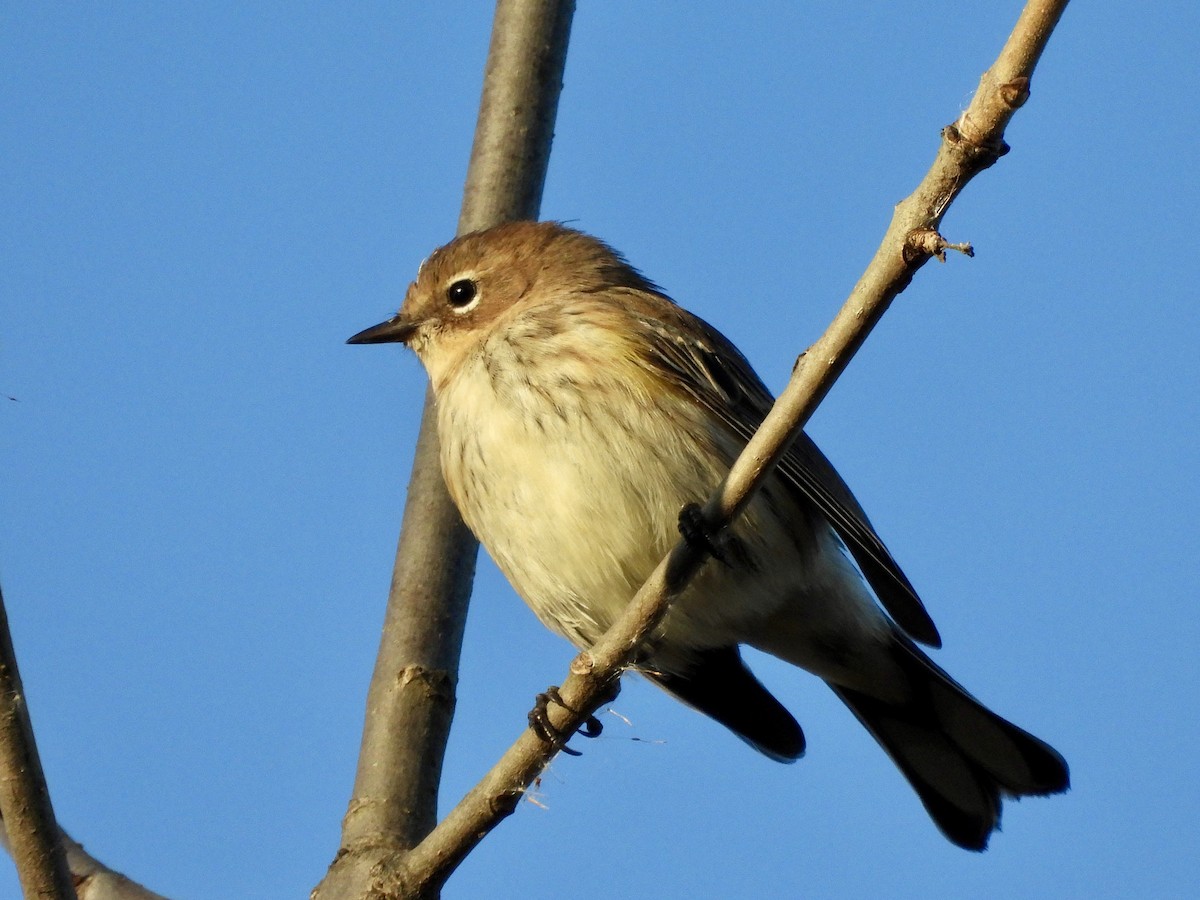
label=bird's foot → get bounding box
[678,502,729,565]
[528,686,604,757]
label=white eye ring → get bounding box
[446,277,480,314]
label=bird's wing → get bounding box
[635,299,942,647]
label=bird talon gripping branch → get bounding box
[677,502,729,565]
[527,686,603,757]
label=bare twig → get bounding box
[384,1,1072,896]
[59,832,169,900]
[0,828,172,900]
[312,2,576,898]
[0,583,77,899]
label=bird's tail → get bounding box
[645,645,807,763]
[829,637,1070,850]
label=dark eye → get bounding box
[446,278,478,308]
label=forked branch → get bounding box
[385,1,1072,897]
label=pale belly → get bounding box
[425,325,896,688]
[433,359,829,669]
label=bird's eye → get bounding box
[446,278,478,310]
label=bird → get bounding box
[348,220,1069,850]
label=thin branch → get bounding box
[0,583,76,899]
[0,827,170,900]
[386,0,1072,895]
[312,2,575,898]
[59,832,169,900]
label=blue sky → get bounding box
[2,3,1198,898]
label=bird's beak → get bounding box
[346,315,418,345]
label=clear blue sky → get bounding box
[3,3,1197,898]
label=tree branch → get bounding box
[0,583,77,899]
[385,1,1072,896]
[57,832,169,900]
[0,827,170,900]
[312,2,576,898]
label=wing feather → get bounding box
[629,295,942,647]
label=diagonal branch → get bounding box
[386,0,1072,896]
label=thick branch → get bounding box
[313,2,575,898]
[0,584,76,899]
[386,1,1072,896]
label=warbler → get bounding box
[349,220,1068,849]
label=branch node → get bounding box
[903,228,975,265]
[1000,76,1031,109]
[397,664,454,692]
[943,122,1010,170]
[488,789,523,820]
[568,652,595,678]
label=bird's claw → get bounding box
[528,686,604,757]
[678,502,729,565]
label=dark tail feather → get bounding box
[830,639,1070,850]
[645,645,806,762]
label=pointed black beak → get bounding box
[346,316,417,345]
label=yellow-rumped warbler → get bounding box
[349,220,1068,849]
